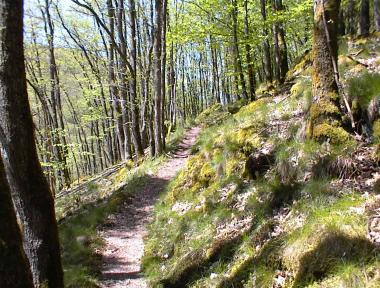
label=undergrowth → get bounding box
[142,35,380,288]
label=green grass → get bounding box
[142,57,380,287]
[348,72,380,109]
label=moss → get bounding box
[290,77,312,99]
[225,153,245,177]
[199,162,216,185]
[235,98,269,120]
[231,128,261,153]
[312,123,352,145]
[310,98,341,124]
[286,51,312,79]
[195,103,231,127]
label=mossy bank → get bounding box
[142,34,380,288]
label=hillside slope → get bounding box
[142,34,380,287]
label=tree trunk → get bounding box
[231,0,248,100]
[273,0,289,84]
[346,0,356,35]
[154,0,164,155]
[0,156,34,287]
[115,0,133,161]
[127,0,144,159]
[0,0,64,286]
[260,0,273,83]
[161,0,168,150]
[338,7,346,35]
[310,0,343,141]
[43,0,71,188]
[107,0,126,161]
[358,0,370,36]
[375,0,380,31]
[244,0,256,101]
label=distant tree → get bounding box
[272,0,289,84]
[345,0,357,34]
[358,0,370,36]
[375,0,380,31]
[153,0,164,155]
[231,0,248,100]
[41,0,71,188]
[0,0,64,286]
[310,0,342,140]
[260,0,273,84]
[244,0,256,101]
[0,156,34,287]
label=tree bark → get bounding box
[0,0,64,286]
[375,0,380,31]
[153,0,164,155]
[346,0,356,35]
[244,0,256,101]
[310,0,343,140]
[127,0,144,158]
[260,0,273,83]
[231,0,248,100]
[0,156,34,287]
[358,0,370,36]
[161,0,168,150]
[273,0,289,84]
[107,0,126,161]
[115,0,133,161]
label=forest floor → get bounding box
[98,127,201,288]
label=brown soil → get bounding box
[99,127,201,288]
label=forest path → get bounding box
[99,127,201,288]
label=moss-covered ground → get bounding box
[142,34,380,287]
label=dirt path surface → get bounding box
[99,127,201,288]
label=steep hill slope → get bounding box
[142,34,380,287]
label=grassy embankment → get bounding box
[142,34,380,288]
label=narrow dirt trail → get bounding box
[99,127,201,288]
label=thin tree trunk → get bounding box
[244,0,256,101]
[107,0,125,161]
[346,0,356,35]
[358,0,370,36]
[375,0,380,31]
[161,0,168,149]
[154,0,164,155]
[274,0,289,84]
[42,0,71,188]
[231,0,248,100]
[127,0,144,158]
